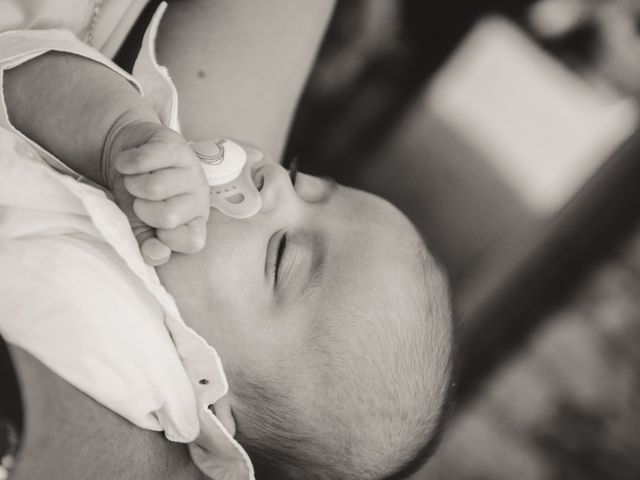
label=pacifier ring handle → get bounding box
[195,139,226,165]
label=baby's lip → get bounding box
[251,163,266,191]
[239,144,267,190]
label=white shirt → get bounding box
[0,4,254,479]
[0,0,150,58]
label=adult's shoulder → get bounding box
[9,345,206,480]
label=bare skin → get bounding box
[6,0,334,477]
[10,346,207,480]
[156,0,336,161]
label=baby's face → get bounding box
[157,161,423,395]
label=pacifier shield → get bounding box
[191,138,263,219]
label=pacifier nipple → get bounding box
[191,138,262,219]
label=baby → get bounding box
[5,41,454,480]
[159,163,455,479]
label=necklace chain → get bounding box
[87,0,105,46]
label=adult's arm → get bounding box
[156,0,336,162]
[10,346,207,480]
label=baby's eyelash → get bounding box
[275,234,287,282]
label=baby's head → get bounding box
[158,161,454,479]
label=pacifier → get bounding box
[190,138,263,219]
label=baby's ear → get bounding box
[213,395,236,437]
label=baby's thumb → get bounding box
[134,226,171,266]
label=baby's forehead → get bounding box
[330,186,423,258]
[313,195,426,325]
[329,184,419,240]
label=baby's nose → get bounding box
[254,163,297,212]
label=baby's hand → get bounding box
[105,121,210,266]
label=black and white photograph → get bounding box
[1,1,640,479]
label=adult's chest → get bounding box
[8,346,207,480]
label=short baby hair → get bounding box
[233,241,455,480]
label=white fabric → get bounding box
[0,3,254,479]
[0,0,150,58]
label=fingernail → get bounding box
[141,239,171,264]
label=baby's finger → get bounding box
[132,223,155,246]
[156,217,208,254]
[133,193,207,230]
[114,147,179,175]
[140,237,172,266]
[131,224,170,265]
[123,167,200,201]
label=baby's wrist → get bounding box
[101,112,160,189]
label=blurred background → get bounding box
[285,1,640,478]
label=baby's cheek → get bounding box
[200,296,260,350]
